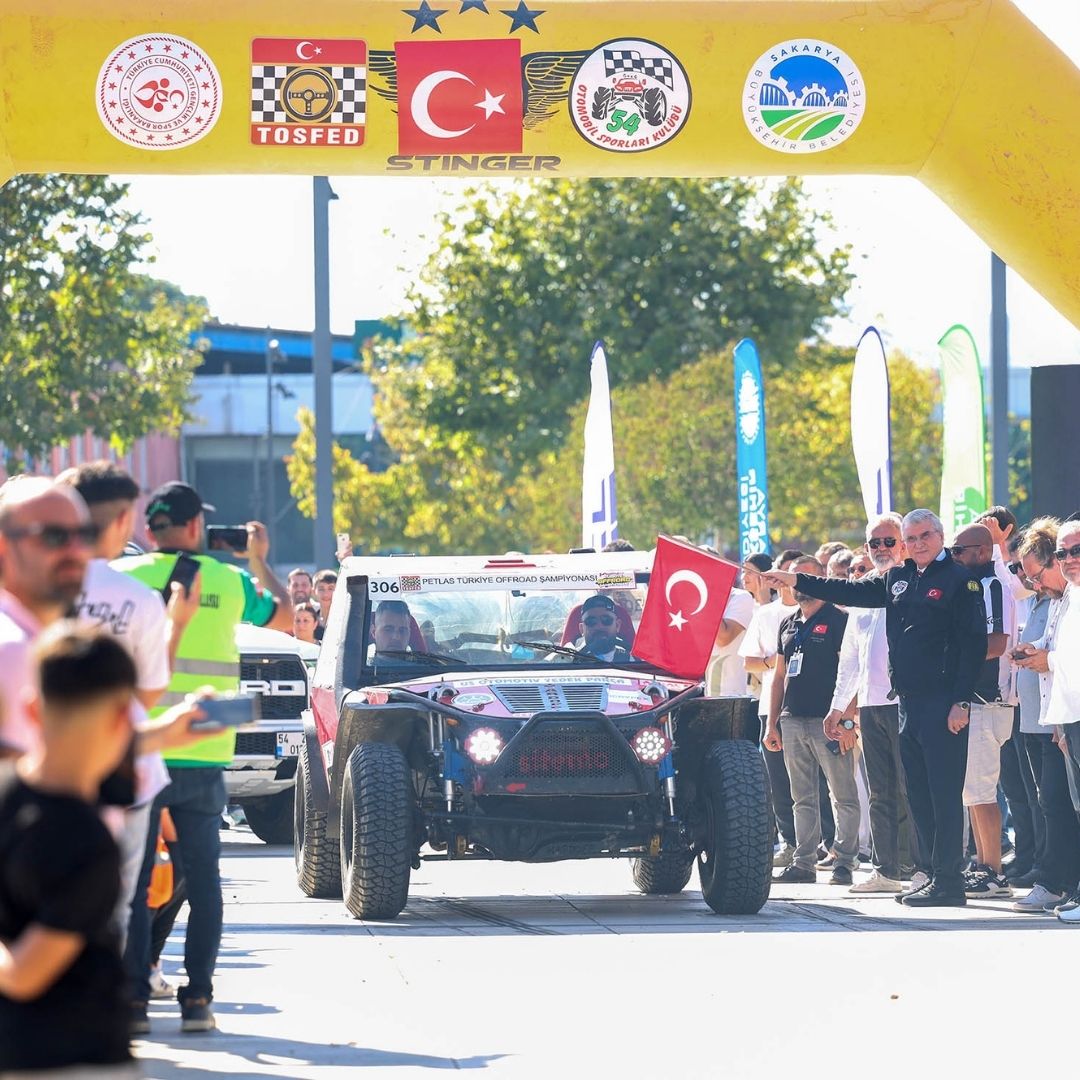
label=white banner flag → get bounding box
[581,341,618,551]
[850,326,893,520]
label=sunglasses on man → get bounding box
[1054,543,1080,561]
[2,523,99,549]
[1007,561,1022,575]
[867,537,897,550]
[583,615,616,628]
[947,543,982,557]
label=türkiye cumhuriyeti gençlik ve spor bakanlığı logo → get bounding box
[742,40,864,154]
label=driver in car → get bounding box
[574,594,633,662]
[369,599,414,661]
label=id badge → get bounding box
[786,650,803,678]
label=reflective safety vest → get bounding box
[120,551,255,768]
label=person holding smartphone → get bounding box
[118,481,293,1033]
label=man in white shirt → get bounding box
[739,550,803,862]
[59,462,200,960]
[1023,517,1080,923]
[825,512,918,894]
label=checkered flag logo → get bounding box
[250,65,367,124]
[603,49,675,90]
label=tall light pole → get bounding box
[313,176,338,568]
[265,334,283,553]
[990,253,1009,505]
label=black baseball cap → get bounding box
[581,594,618,615]
[145,482,215,530]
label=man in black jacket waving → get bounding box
[766,509,987,906]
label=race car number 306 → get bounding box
[369,580,402,594]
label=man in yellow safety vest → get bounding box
[120,481,292,1033]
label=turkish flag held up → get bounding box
[396,39,522,154]
[632,536,739,680]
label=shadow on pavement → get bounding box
[136,1033,506,1077]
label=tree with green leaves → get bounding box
[291,177,854,552]
[0,175,207,467]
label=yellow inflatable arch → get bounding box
[2,0,1078,328]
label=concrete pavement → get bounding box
[136,828,1075,1079]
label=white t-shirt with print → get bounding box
[74,559,171,804]
[707,587,756,697]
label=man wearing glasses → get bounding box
[1023,518,1080,925]
[826,513,919,894]
[574,594,632,662]
[0,477,95,758]
[765,509,987,907]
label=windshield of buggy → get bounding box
[361,574,650,670]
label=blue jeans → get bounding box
[124,766,225,1003]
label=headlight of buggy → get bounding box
[464,727,504,765]
[631,726,672,765]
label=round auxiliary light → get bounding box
[464,728,504,765]
[631,726,672,765]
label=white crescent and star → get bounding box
[665,569,709,632]
[410,70,508,139]
[295,41,323,60]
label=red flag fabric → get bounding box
[631,536,739,679]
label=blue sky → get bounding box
[120,0,1080,371]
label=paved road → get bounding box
[137,828,1074,1079]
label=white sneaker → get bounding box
[772,843,794,868]
[149,965,173,1000]
[1012,884,1063,913]
[1057,902,1080,923]
[850,870,904,894]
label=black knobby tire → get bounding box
[340,742,413,920]
[631,846,694,895]
[591,86,613,120]
[241,790,294,845]
[696,740,773,914]
[642,86,667,126]
[294,739,341,898]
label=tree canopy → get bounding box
[0,175,207,466]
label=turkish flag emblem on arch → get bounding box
[396,39,523,154]
[632,536,739,680]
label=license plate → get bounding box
[275,732,303,758]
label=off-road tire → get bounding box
[340,742,413,920]
[642,86,667,126]
[241,790,294,845]
[591,86,613,120]
[631,846,694,895]
[294,739,340,898]
[696,739,772,914]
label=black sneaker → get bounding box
[829,865,853,886]
[901,881,967,907]
[130,1002,150,1036]
[774,863,815,884]
[179,995,216,1034]
[965,869,1012,899]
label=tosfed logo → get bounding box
[251,38,367,147]
[569,39,691,153]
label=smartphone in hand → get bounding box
[207,525,249,554]
[188,694,260,732]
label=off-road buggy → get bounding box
[294,551,772,919]
[591,79,668,127]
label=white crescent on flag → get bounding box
[411,70,476,140]
[665,569,708,616]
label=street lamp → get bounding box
[265,335,288,554]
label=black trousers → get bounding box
[998,709,1042,873]
[859,704,919,880]
[899,692,969,891]
[1023,732,1080,895]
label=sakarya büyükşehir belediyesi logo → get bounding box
[742,39,864,154]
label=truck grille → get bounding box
[504,722,629,780]
[235,731,277,757]
[239,655,308,721]
[492,682,608,715]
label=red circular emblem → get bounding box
[96,34,222,150]
[926,588,943,600]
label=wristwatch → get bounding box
[838,718,856,731]
[955,701,971,711]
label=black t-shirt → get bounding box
[0,765,130,1071]
[776,603,848,719]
